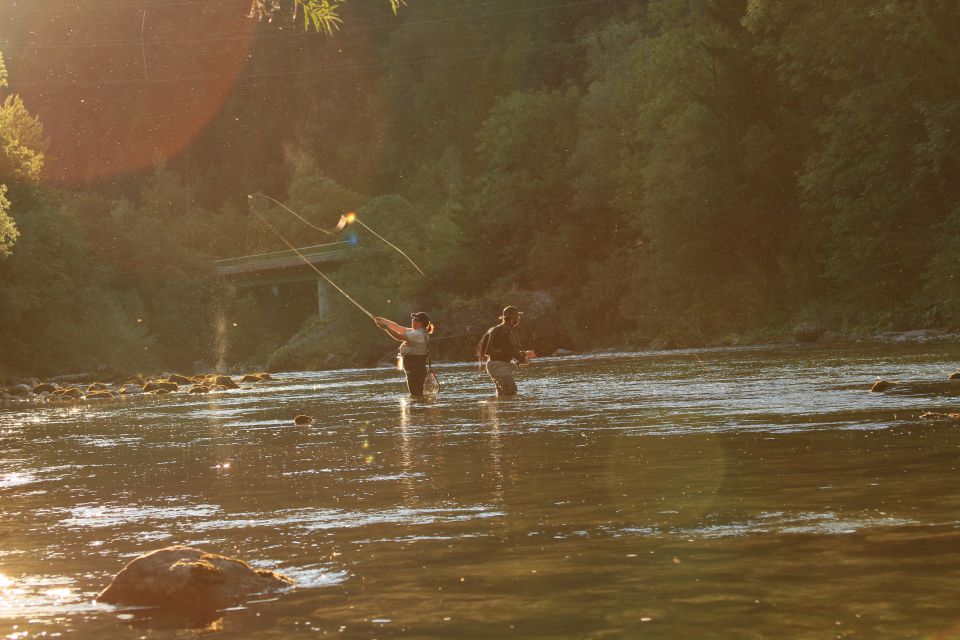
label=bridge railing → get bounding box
[215,242,352,277]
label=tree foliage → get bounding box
[249,0,406,34]
[4,0,960,376]
[0,51,48,257]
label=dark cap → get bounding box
[500,306,523,319]
[411,311,431,324]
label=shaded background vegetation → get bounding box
[1,0,959,377]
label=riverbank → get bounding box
[0,372,273,406]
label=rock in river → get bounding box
[871,379,960,396]
[209,375,239,390]
[5,384,32,397]
[144,381,179,393]
[97,546,294,611]
[54,387,82,400]
[241,372,272,383]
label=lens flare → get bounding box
[8,4,257,185]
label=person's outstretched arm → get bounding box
[374,316,408,342]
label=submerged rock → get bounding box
[950,372,960,381]
[119,384,144,395]
[871,380,960,396]
[293,415,313,426]
[32,383,58,394]
[167,374,194,385]
[87,383,109,392]
[97,546,294,611]
[86,390,116,400]
[188,386,210,394]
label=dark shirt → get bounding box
[478,323,526,363]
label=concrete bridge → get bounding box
[214,242,354,317]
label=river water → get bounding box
[2,344,960,639]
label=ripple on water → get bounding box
[4,345,960,637]
[0,472,39,489]
[0,573,106,620]
[676,511,919,538]
[59,503,223,528]
[189,505,504,533]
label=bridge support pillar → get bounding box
[316,279,329,319]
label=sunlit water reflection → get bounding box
[2,344,960,638]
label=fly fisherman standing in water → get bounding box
[477,306,536,397]
[375,312,434,398]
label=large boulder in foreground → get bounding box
[97,546,294,611]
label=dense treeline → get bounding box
[1,0,959,377]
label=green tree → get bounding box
[746,0,960,326]
[0,51,48,256]
[249,0,406,34]
[0,54,47,257]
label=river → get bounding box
[2,343,960,639]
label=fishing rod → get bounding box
[247,196,376,321]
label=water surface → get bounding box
[2,344,960,638]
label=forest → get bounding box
[1,0,959,377]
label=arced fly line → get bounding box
[250,192,335,236]
[337,212,426,277]
[247,195,375,320]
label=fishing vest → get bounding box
[477,324,518,362]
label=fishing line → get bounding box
[356,219,426,277]
[250,192,334,236]
[339,212,426,277]
[247,196,375,320]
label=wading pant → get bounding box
[403,355,428,397]
[486,360,517,396]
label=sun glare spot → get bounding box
[45,588,72,600]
